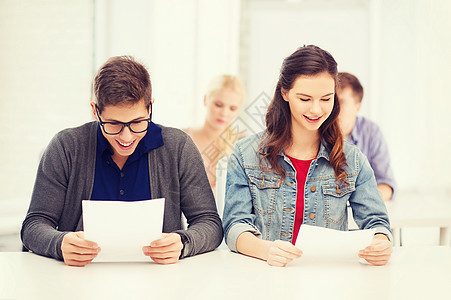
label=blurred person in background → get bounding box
[337,72,396,201]
[185,75,245,191]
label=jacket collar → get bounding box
[276,141,331,162]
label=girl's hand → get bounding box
[266,240,303,267]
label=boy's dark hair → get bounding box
[93,56,152,113]
[338,72,364,103]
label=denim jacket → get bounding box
[222,133,392,252]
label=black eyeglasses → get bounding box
[95,104,152,135]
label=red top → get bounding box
[286,155,313,245]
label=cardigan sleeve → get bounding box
[21,131,71,260]
[172,134,223,258]
[21,122,96,260]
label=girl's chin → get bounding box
[209,122,228,131]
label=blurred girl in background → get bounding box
[186,75,245,191]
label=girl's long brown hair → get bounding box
[259,45,347,185]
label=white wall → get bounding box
[1,0,450,203]
[242,0,451,191]
[0,0,94,201]
[375,0,451,190]
[243,0,370,132]
[0,0,241,202]
[94,0,241,129]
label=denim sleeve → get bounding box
[222,144,261,252]
[348,150,393,242]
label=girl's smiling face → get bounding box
[282,72,335,134]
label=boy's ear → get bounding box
[356,101,362,113]
[90,102,98,120]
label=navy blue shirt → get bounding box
[90,122,164,201]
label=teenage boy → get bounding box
[21,56,223,266]
[337,72,396,201]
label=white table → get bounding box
[386,190,451,246]
[1,246,450,300]
[347,190,451,246]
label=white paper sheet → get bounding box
[295,224,375,262]
[82,198,165,262]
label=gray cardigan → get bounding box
[21,121,223,260]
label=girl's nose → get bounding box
[310,100,321,114]
[219,108,227,117]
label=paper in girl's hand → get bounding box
[295,224,375,262]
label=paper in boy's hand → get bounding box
[82,198,165,262]
[295,224,375,262]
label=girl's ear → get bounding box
[203,95,207,106]
[281,89,289,102]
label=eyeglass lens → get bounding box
[103,121,149,134]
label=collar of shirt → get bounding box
[96,122,164,162]
[279,142,330,163]
[257,132,331,163]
